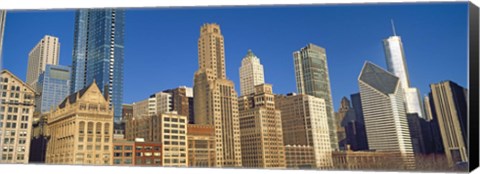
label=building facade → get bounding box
[112,139,134,166]
[70,9,125,121]
[383,33,424,118]
[238,84,286,168]
[0,70,36,163]
[29,114,49,163]
[45,81,113,165]
[187,124,215,167]
[193,23,242,167]
[35,64,71,113]
[332,147,405,170]
[275,93,333,169]
[358,62,414,169]
[239,49,265,96]
[163,86,194,124]
[132,91,173,118]
[125,113,188,167]
[429,81,468,167]
[284,145,316,169]
[26,35,60,89]
[293,43,338,150]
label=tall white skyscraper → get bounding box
[0,11,6,70]
[239,49,265,96]
[383,21,425,118]
[358,61,414,169]
[26,35,60,88]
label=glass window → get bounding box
[114,146,122,150]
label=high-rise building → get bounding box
[423,94,444,154]
[0,10,6,69]
[193,23,242,167]
[383,24,424,118]
[163,86,194,124]
[0,70,36,163]
[132,91,173,117]
[406,113,427,154]
[29,114,49,163]
[45,81,113,165]
[344,93,369,151]
[239,49,265,96]
[35,64,71,113]
[429,81,468,167]
[70,9,125,121]
[293,43,338,150]
[26,35,60,90]
[357,61,414,169]
[238,84,286,168]
[275,93,333,169]
[187,124,216,167]
[335,97,352,150]
[123,113,188,167]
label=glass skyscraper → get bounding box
[293,43,338,150]
[383,26,425,118]
[36,64,71,113]
[70,9,125,121]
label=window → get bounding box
[104,146,109,151]
[154,152,161,157]
[135,146,143,151]
[136,152,142,157]
[78,145,84,150]
[114,159,121,164]
[114,146,122,150]
[114,153,122,157]
[124,152,132,157]
[124,146,132,150]
[124,159,132,164]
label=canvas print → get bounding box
[0,1,477,173]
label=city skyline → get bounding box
[1,3,468,111]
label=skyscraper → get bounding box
[163,86,194,124]
[383,22,425,118]
[358,61,414,169]
[193,23,242,167]
[0,10,6,70]
[275,93,333,169]
[293,43,338,150]
[429,81,468,167]
[35,64,71,113]
[239,49,265,96]
[70,9,125,121]
[0,70,36,164]
[26,35,60,90]
[238,84,286,168]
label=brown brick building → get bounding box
[187,124,215,167]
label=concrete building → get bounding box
[187,124,215,167]
[26,35,60,90]
[238,84,286,168]
[358,61,414,169]
[125,113,188,167]
[112,139,134,166]
[112,139,162,166]
[193,23,242,167]
[293,43,338,150]
[383,25,424,118]
[0,10,6,69]
[275,93,333,169]
[132,91,173,117]
[35,64,71,113]
[45,81,113,165]
[239,49,265,96]
[0,70,36,163]
[163,86,194,124]
[121,104,133,140]
[70,9,125,121]
[429,81,468,167]
[284,145,316,169]
[332,147,406,170]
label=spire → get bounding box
[246,49,256,58]
[391,19,397,36]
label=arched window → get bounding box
[96,122,102,135]
[104,123,110,135]
[87,122,94,134]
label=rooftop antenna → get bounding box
[391,19,397,36]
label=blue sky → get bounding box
[2,2,468,110]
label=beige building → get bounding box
[187,124,215,167]
[0,70,36,163]
[132,91,172,118]
[193,23,242,167]
[239,49,265,96]
[45,81,113,165]
[275,93,333,169]
[125,113,188,167]
[284,145,316,168]
[238,84,285,168]
[429,81,468,167]
[26,35,60,88]
[332,146,405,170]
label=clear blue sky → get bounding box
[2,2,468,111]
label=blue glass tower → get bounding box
[36,64,71,113]
[70,9,125,121]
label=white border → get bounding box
[0,0,476,174]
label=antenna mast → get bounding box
[391,19,397,36]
